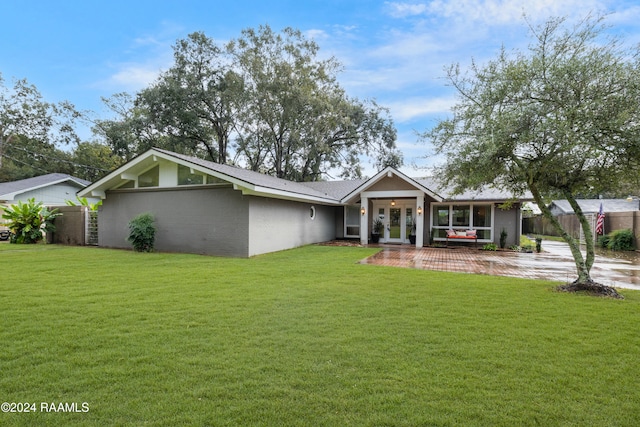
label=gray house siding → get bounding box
[494,205,521,247]
[247,197,336,256]
[98,187,250,257]
[80,149,531,256]
[334,207,345,239]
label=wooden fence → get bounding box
[49,206,99,246]
[523,211,640,245]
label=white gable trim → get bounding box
[79,148,340,205]
[234,184,341,204]
[341,166,443,204]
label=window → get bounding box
[206,175,225,184]
[345,205,360,237]
[405,208,414,237]
[452,205,470,227]
[433,206,449,226]
[431,203,492,241]
[138,165,159,188]
[178,164,204,185]
[474,205,491,227]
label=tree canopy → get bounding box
[425,15,640,294]
[97,26,400,181]
[0,75,79,172]
[0,74,119,182]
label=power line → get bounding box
[4,144,113,172]
[2,153,50,174]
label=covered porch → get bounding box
[359,193,429,247]
[339,167,443,249]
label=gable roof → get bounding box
[340,166,444,203]
[79,148,533,205]
[549,199,639,214]
[165,149,352,204]
[79,148,342,205]
[0,173,90,201]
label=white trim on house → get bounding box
[430,202,496,243]
[79,148,340,205]
[233,184,341,205]
[80,148,531,255]
[341,166,442,204]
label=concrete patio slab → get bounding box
[359,240,640,291]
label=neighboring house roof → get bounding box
[0,173,90,202]
[522,202,542,215]
[79,148,532,205]
[549,199,640,215]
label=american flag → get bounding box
[595,203,605,235]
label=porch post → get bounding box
[360,196,368,245]
[416,194,424,247]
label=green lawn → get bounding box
[1,243,639,426]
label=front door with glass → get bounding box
[374,202,414,244]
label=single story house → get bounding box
[548,199,640,216]
[79,148,530,257]
[1,173,93,234]
[0,173,91,207]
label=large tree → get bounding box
[0,75,80,172]
[96,27,400,181]
[229,25,399,180]
[95,34,241,164]
[425,15,640,296]
[136,32,242,164]
[92,92,151,161]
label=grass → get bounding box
[1,243,639,426]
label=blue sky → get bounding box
[3,1,640,177]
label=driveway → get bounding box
[360,240,640,291]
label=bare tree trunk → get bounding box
[563,190,596,273]
[529,184,623,298]
[529,184,592,283]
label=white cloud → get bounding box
[384,0,608,29]
[425,0,604,25]
[385,2,429,18]
[106,64,163,91]
[387,96,456,122]
[305,29,329,41]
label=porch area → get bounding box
[356,241,640,290]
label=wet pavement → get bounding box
[360,240,640,291]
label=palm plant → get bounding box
[1,198,61,244]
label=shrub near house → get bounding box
[598,229,635,251]
[127,213,156,252]
[1,198,61,244]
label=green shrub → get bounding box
[1,198,61,244]
[607,229,634,251]
[127,213,156,252]
[482,243,498,251]
[499,229,508,249]
[597,234,610,248]
[65,196,102,211]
